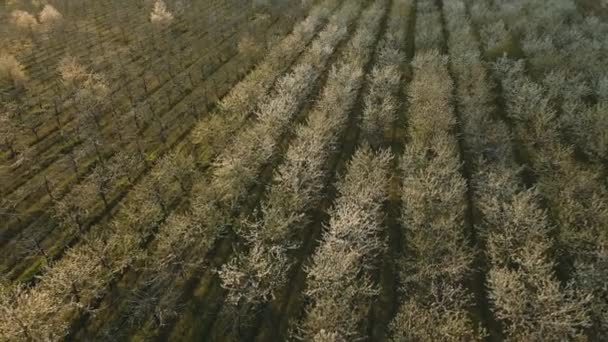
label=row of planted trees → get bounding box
[442,0,596,340]
[387,0,481,339]
[298,146,392,341]
[359,0,409,150]
[469,0,607,338]
[280,0,388,338]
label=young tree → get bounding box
[38,243,113,314]
[76,73,110,131]
[58,56,87,87]
[219,233,291,306]
[81,229,139,275]
[150,0,174,25]
[38,4,63,27]
[121,152,195,240]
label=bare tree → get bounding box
[123,280,180,328]
[0,106,26,159]
[15,229,50,263]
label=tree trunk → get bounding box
[35,240,49,263]
[99,191,109,212]
[44,176,54,200]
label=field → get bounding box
[1,0,607,341]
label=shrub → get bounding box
[491,57,562,156]
[360,0,410,148]
[399,134,473,285]
[219,60,366,309]
[212,63,317,207]
[452,1,600,339]
[540,70,590,108]
[573,247,608,335]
